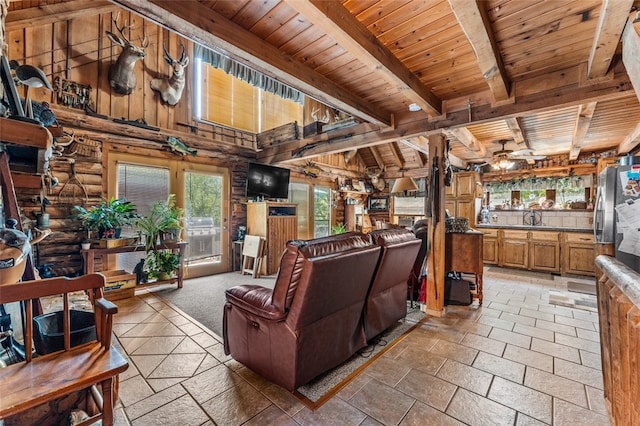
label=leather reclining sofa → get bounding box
[222,228,421,391]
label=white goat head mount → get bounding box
[106,12,148,95]
[150,44,189,106]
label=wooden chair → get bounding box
[241,235,265,278]
[0,274,129,425]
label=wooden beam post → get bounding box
[426,133,446,316]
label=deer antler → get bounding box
[111,12,131,42]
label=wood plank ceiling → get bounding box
[49,1,640,175]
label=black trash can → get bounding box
[32,310,96,355]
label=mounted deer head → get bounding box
[150,44,189,106]
[367,167,386,191]
[106,13,148,95]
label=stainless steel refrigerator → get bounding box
[594,164,640,273]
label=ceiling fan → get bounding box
[489,140,546,170]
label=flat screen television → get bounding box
[245,162,291,200]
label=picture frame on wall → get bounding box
[368,195,389,211]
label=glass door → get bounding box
[182,167,229,277]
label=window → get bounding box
[393,197,425,216]
[195,60,303,133]
[287,182,332,239]
[109,153,230,278]
[314,187,331,238]
[116,164,170,272]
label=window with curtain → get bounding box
[195,60,303,133]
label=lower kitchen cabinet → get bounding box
[562,232,596,276]
[500,230,529,269]
[493,229,564,274]
[529,231,560,273]
[481,228,499,265]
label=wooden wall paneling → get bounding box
[24,24,53,104]
[172,41,194,128]
[142,21,160,126]
[107,10,130,119]
[127,12,147,121]
[97,12,112,115]
[51,20,67,81]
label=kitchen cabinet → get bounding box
[562,232,595,276]
[446,171,481,226]
[481,228,499,264]
[501,230,529,269]
[247,202,298,275]
[499,229,560,272]
[529,231,560,273]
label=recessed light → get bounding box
[408,103,421,112]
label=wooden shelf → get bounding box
[0,117,53,149]
[481,163,597,182]
[81,242,187,291]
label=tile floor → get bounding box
[111,267,610,425]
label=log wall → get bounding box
[3,3,358,277]
[595,254,640,426]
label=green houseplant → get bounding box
[135,194,184,280]
[135,194,184,251]
[145,249,180,281]
[331,222,348,235]
[73,197,138,239]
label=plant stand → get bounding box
[81,242,187,293]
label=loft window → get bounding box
[194,45,303,133]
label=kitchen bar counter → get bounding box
[475,224,592,233]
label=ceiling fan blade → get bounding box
[512,154,546,160]
[511,149,534,156]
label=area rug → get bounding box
[154,272,277,337]
[295,307,425,407]
[549,289,598,312]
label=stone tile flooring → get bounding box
[112,267,610,425]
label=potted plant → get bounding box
[73,197,139,239]
[145,249,180,281]
[331,223,348,235]
[135,194,184,251]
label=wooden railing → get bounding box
[595,254,640,426]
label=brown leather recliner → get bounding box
[223,233,380,391]
[365,228,421,341]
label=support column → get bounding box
[426,133,446,316]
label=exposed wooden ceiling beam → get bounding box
[619,122,640,154]
[286,0,441,116]
[587,0,634,79]
[5,0,117,31]
[448,0,510,102]
[260,67,633,163]
[416,151,427,168]
[369,146,385,170]
[407,136,466,169]
[389,142,405,168]
[504,117,531,149]
[569,102,598,160]
[623,17,640,106]
[443,127,488,159]
[111,0,392,127]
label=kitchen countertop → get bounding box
[475,224,593,233]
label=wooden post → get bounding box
[426,133,446,316]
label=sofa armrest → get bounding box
[225,285,287,321]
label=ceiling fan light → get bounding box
[492,158,515,170]
[391,176,419,193]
